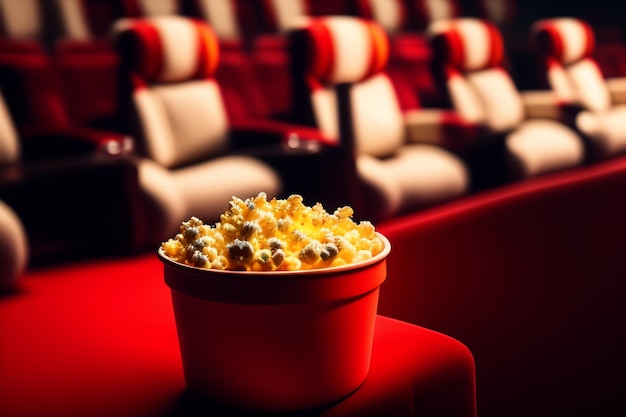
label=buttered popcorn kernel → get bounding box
[160,193,384,271]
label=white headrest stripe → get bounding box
[151,18,199,82]
[327,18,372,82]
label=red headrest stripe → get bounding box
[364,21,389,80]
[192,19,220,78]
[133,20,163,82]
[444,27,464,69]
[581,20,595,58]
[306,19,334,81]
[485,22,503,67]
[541,25,564,60]
[536,20,595,61]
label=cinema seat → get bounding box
[427,18,585,189]
[531,17,626,160]
[288,16,472,222]
[112,15,343,248]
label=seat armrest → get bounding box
[520,90,565,120]
[229,118,337,150]
[19,126,135,161]
[404,109,484,151]
[605,77,626,105]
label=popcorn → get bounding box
[160,193,384,271]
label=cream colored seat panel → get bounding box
[135,158,187,244]
[0,94,20,165]
[0,200,28,290]
[0,0,41,39]
[447,74,486,125]
[605,77,626,105]
[55,0,91,40]
[567,59,612,113]
[135,80,230,169]
[195,0,241,41]
[367,0,404,33]
[312,87,338,141]
[467,68,525,132]
[173,156,282,223]
[351,74,405,158]
[577,106,626,157]
[355,154,403,220]
[383,145,470,213]
[505,119,585,178]
[136,0,179,16]
[423,0,457,23]
[268,0,308,32]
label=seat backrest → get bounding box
[532,17,611,113]
[427,17,524,132]
[187,0,248,45]
[409,0,463,31]
[290,16,404,158]
[258,0,353,35]
[51,0,125,41]
[0,88,20,166]
[119,0,184,17]
[114,16,230,169]
[353,0,411,35]
[0,0,46,42]
[475,0,516,29]
[0,198,28,289]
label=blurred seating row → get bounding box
[2,0,626,266]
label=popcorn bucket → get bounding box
[158,233,391,412]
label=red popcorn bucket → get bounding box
[158,232,391,412]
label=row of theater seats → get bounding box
[3,1,626,274]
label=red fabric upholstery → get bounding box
[352,0,464,106]
[53,40,121,129]
[377,155,626,417]
[0,39,70,131]
[0,253,476,416]
[1,1,121,130]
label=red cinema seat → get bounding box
[427,18,586,189]
[118,0,186,17]
[289,16,472,222]
[113,15,339,248]
[532,17,626,160]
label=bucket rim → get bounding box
[157,232,391,277]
